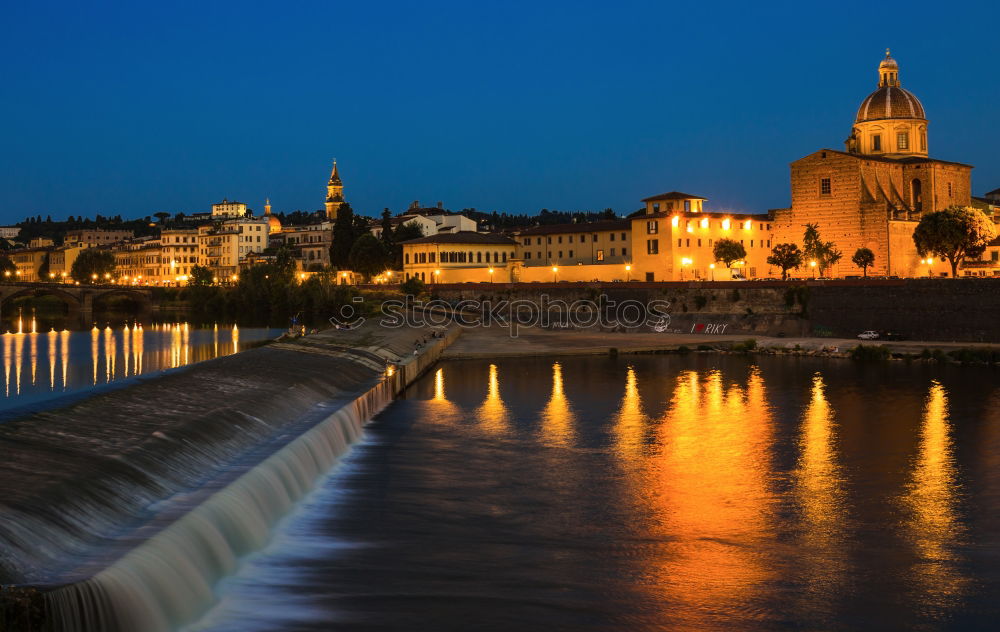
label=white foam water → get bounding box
[44,379,396,632]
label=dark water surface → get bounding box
[0,324,281,416]
[194,355,1000,631]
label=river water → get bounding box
[0,323,281,417]
[189,354,1000,631]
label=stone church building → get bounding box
[772,50,973,277]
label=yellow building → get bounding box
[401,232,518,283]
[48,245,88,281]
[515,219,631,266]
[161,228,200,282]
[114,241,163,284]
[630,192,773,281]
[9,248,49,281]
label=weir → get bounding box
[0,322,459,632]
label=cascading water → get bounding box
[0,318,465,632]
[43,379,396,632]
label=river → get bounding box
[0,323,282,417]
[189,354,1000,631]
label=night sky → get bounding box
[2,0,998,222]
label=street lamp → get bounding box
[680,257,692,281]
[552,266,558,282]
[488,267,494,283]
[625,264,631,282]
[433,269,441,284]
[810,260,817,278]
[709,262,715,281]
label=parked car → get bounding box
[857,330,880,340]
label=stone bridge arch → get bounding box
[0,286,84,318]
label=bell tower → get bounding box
[325,160,344,220]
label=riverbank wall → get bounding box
[0,321,459,632]
[428,278,1000,343]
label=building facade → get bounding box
[772,51,974,277]
[401,232,518,283]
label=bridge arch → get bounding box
[1,287,83,316]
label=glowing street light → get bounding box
[810,260,817,278]
[552,266,558,282]
[709,262,716,281]
[625,264,631,282]
[433,269,441,284]
[488,267,494,283]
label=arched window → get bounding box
[911,178,923,212]
[477,252,482,263]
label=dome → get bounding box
[856,85,925,122]
[267,214,282,233]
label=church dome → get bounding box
[856,85,925,122]
[856,49,925,123]
[267,214,282,233]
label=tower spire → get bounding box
[325,159,345,219]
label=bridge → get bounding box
[0,282,159,322]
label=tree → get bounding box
[189,265,214,286]
[712,238,747,269]
[71,249,115,283]
[0,256,15,276]
[348,233,389,281]
[400,275,426,295]
[391,221,425,268]
[379,208,394,247]
[803,223,842,276]
[154,212,171,225]
[767,243,803,280]
[330,202,356,268]
[851,248,875,277]
[913,206,998,277]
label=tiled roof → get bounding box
[641,191,707,202]
[399,231,516,245]
[515,219,631,236]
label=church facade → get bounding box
[772,51,973,277]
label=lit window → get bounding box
[897,131,909,150]
[647,240,659,255]
[647,220,658,234]
[671,216,679,228]
[700,218,708,228]
[596,249,605,261]
[722,218,731,230]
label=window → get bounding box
[646,240,659,254]
[537,238,542,245]
[897,131,909,150]
[677,238,682,247]
[621,233,626,240]
[872,134,882,152]
[547,237,552,244]
[622,248,627,256]
[429,252,436,263]
[568,235,573,243]
[684,200,691,212]
[525,251,532,260]
[558,251,563,258]
[596,249,605,261]
[921,131,927,151]
[685,239,690,247]
[820,178,832,196]
[537,251,542,259]
[558,236,562,244]
[610,248,616,256]
[697,239,702,247]
[948,182,953,197]
[647,220,658,234]
[610,233,616,241]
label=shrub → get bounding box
[400,276,426,296]
[676,345,692,354]
[850,345,891,361]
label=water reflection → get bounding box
[1,323,277,414]
[903,380,966,608]
[539,362,575,447]
[475,364,510,435]
[647,368,776,624]
[612,366,647,466]
[792,373,847,614]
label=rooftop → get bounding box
[400,231,516,246]
[641,191,707,202]
[516,219,631,236]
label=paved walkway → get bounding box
[442,326,999,359]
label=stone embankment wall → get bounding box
[429,278,1000,342]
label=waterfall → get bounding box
[44,378,396,632]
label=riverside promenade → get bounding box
[443,325,1000,360]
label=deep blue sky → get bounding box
[2,0,998,222]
